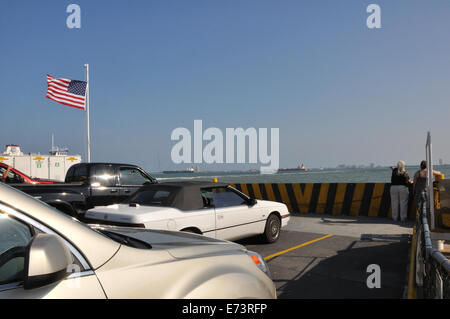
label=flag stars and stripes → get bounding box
[68,80,87,96]
[46,74,87,110]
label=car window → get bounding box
[0,167,13,181]
[0,214,33,285]
[119,167,151,185]
[200,189,214,208]
[93,164,116,187]
[203,187,247,208]
[0,167,22,184]
[65,166,75,182]
[127,189,174,206]
[71,165,88,183]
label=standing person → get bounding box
[390,161,412,222]
[413,160,441,211]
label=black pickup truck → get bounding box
[10,163,157,217]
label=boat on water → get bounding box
[0,144,81,181]
[163,167,198,174]
[277,163,308,173]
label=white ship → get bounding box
[0,144,82,181]
[162,166,199,174]
[278,163,308,172]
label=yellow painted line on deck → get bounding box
[264,234,334,261]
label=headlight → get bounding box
[246,251,271,279]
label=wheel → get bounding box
[263,214,281,243]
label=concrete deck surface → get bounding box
[286,213,414,239]
[240,214,412,298]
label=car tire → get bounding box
[263,214,281,243]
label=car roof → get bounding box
[70,162,141,167]
[132,181,231,210]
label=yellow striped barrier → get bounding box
[231,182,404,218]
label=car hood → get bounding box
[85,204,179,223]
[91,225,247,259]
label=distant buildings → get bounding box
[336,163,382,169]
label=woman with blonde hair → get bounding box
[390,161,412,222]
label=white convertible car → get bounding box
[84,181,290,242]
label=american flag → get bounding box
[46,74,87,110]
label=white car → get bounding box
[85,181,290,242]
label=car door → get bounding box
[118,166,153,202]
[205,186,264,241]
[90,164,121,207]
[0,211,106,298]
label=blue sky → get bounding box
[1,1,450,171]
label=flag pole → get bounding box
[84,64,91,163]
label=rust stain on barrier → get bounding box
[332,183,347,216]
[277,184,292,212]
[369,183,385,217]
[265,184,276,202]
[293,183,313,213]
[316,183,329,214]
[251,183,262,199]
[240,183,249,197]
[350,183,365,216]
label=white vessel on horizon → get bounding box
[0,144,81,181]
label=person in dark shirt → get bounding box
[390,161,412,222]
[413,160,441,212]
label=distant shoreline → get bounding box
[150,165,449,184]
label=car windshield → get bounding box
[125,188,177,207]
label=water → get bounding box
[151,165,450,184]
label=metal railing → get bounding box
[415,192,450,298]
[425,132,435,230]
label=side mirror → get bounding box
[24,234,73,290]
[248,198,257,206]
